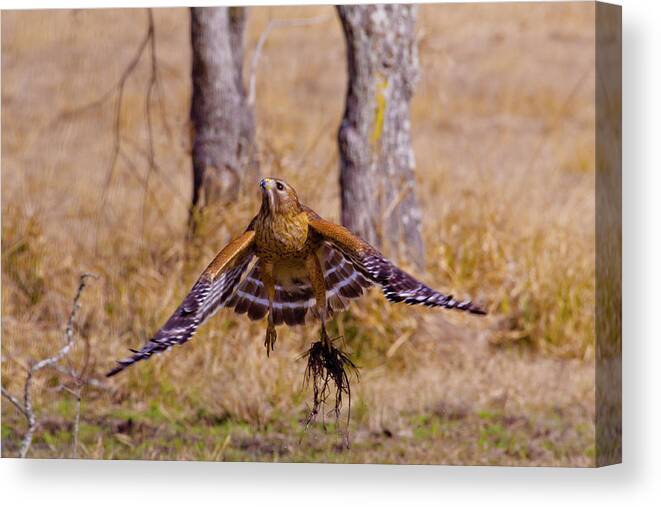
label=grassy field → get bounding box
[2,4,597,465]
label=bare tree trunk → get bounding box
[190,7,257,219]
[336,5,425,269]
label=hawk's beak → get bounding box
[260,178,276,213]
[260,178,275,191]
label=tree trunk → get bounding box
[336,4,425,269]
[190,7,257,217]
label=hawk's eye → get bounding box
[276,182,285,191]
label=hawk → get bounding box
[107,177,485,377]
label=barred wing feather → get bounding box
[307,217,486,315]
[106,231,255,377]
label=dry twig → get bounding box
[247,14,331,106]
[91,9,179,248]
[1,273,95,458]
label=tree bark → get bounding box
[336,4,425,269]
[190,7,257,217]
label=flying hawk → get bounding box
[107,177,485,377]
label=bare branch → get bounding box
[120,137,188,206]
[1,386,29,419]
[247,14,331,106]
[2,273,95,458]
[31,274,95,374]
[95,12,152,240]
[142,8,158,236]
[60,385,82,458]
[118,149,178,238]
[93,9,172,247]
[49,363,111,391]
[20,368,37,458]
[72,389,82,458]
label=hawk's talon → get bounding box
[265,322,277,357]
[320,323,331,350]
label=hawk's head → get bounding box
[259,177,301,216]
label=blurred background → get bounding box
[2,3,597,465]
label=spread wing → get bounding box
[307,216,486,315]
[106,230,256,377]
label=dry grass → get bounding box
[2,4,597,465]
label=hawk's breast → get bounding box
[255,211,314,260]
